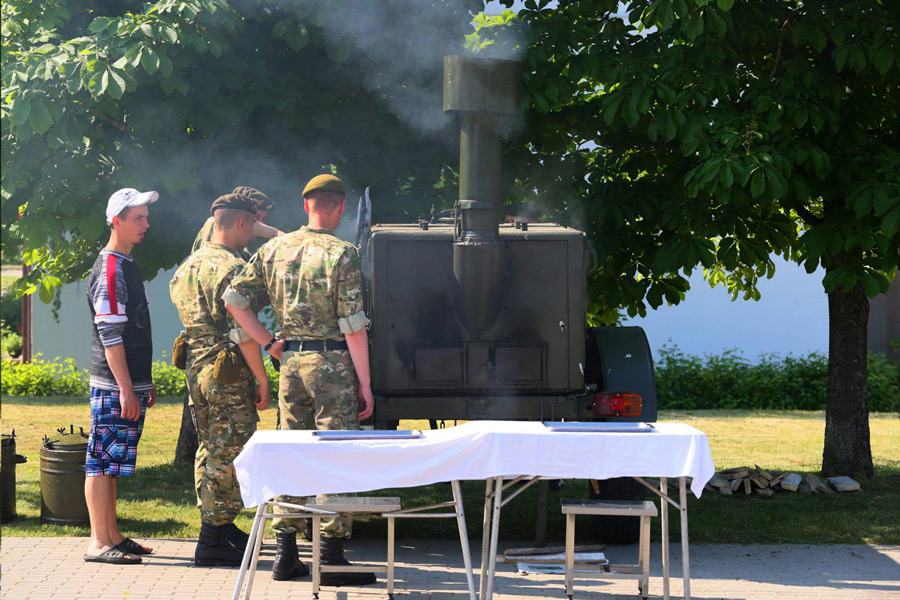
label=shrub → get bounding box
[1,349,894,413]
[0,355,89,396]
[152,354,187,397]
[1,322,22,358]
[0,291,22,332]
[3,331,22,358]
[266,358,279,394]
[150,353,281,398]
[868,353,900,413]
[655,345,898,412]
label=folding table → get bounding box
[231,421,714,600]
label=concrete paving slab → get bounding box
[2,537,898,599]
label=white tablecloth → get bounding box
[234,420,715,507]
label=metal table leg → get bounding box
[485,476,504,600]
[387,515,395,599]
[479,477,495,600]
[232,502,266,600]
[640,514,651,598]
[564,513,575,599]
[243,505,267,600]
[679,477,691,600]
[312,515,322,599]
[660,477,670,600]
[451,480,478,600]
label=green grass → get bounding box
[2,397,898,544]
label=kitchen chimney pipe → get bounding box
[443,55,521,334]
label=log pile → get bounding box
[701,467,861,497]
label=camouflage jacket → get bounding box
[191,217,265,258]
[223,227,369,340]
[169,242,253,366]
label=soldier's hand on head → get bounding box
[147,387,158,408]
[255,384,270,411]
[358,385,374,421]
[268,339,285,361]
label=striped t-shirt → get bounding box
[86,249,154,392]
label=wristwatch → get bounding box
[264,337,277,352]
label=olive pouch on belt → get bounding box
[172,331,187,370]
[213,344,245,384]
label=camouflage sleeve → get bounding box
[190,217,215,254]
[335,245,369,334]
[223,251,268,311]
[214,262,254,343]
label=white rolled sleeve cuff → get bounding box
[338,310,370,335]
[228,327,254,345]
[222,286,251,310]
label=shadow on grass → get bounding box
[10,461,195,538]
[116,461,195,503]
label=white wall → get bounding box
[622,256,829,360]
[33,267,183,370]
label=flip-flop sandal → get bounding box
[117,537,152,555]
[83,547,142,565]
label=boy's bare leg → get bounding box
[107,478,153,553]
[107,478,122,543]
[85,476,132,556]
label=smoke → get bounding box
[110,1,535,267]
[296,0,530,135]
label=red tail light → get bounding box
[593,392,642,417]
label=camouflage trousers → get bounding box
[272,349,359,539]
[188,361,259,526]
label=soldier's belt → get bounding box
[284,339,348,352]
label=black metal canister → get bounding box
[1,430,28,523]
[40,424,89,526]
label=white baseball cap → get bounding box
[106,188,159,224]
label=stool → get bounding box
[306,496,402,599]
[561,498,659,599]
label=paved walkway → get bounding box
[3,537,899,599]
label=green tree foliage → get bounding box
[1,0,479,298]
[477,0,899,476]
[479,0,899,316]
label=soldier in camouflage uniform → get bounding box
[224,174,376,586]
[191,186,282,257]
[169,194,272,567]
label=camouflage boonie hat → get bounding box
[210,193,258,216]
[302,174,345,198]
[232,186,274,211]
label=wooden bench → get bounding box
[306,496,402,599]
[561,498,659,599]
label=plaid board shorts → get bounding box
[85,387,149,477]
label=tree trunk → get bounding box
[174,390,198,465]
[822,266,874,478]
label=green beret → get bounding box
[302,174,346,198]
[210,193,258,216]
[232,186,274,211]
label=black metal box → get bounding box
[367,222,585,419]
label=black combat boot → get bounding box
[195,523,244,567]
[272,532,310,581]
[223,522,250,552]
[320,537,376,586]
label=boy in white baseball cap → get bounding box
[105,188,159,224]
[83,187,159,564]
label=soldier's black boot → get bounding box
[320,537,376,586]
[223,522,250,552]
[195,523,244,567]
[272,532,309,581]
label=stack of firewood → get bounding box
[703,466,861,497]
